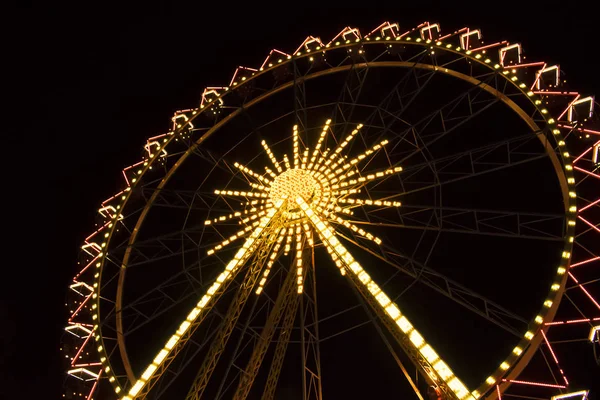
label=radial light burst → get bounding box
[205,120,402,294]
[64,20,599,400]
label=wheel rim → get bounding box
[63,22,598,400]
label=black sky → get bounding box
[3,3,599,399]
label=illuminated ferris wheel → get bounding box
[63,21,599,400]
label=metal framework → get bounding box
[63,21,598,400]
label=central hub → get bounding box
[270,168,320,206]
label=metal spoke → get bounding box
[352,205,565,241]
[260,285,300,400]
[232,262,297,399]
[185,225,282,400]
[338,232,528,337]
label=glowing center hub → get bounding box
[270,168,320,205]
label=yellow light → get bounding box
[154,349,168,364]
[396,316,412,333]
[141,364,157,380]
[409,329,425,348]
[165,335,178,350]
[525,331,534,340]
[433,359,453,380]
[419,344,439,363]
[129,381,144,396]
[375,291,391,307]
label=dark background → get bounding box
[3,3,599,399]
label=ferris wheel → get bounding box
[62,21,600,400]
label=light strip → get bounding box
[261,140,283,173]
[551,390,589,400]
[295,196,474,400]
[296,225,303,293]
[255,229,286,295]
[308,119,331,170]
[234,162,272,184]
[293,125,300,168]
[329,139,390,182]
[122,200,284,399]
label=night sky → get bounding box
[4,4,599,399]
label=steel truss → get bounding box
[63,21,599,400]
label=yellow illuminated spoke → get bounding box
[319,146,379,184]
[207,228,247,255]
[335,166,402,189]
[123,201,285,400]
[243,199,268,208]
[323,242,345,275]
[336,197,401,208]
[255,228,286,295]
[204,211,242,226]
[234,162,272,185]
[242,206,258,215]
[264,166,277,179]
[325,211,382,245]
[331,188,360,196]
[292,125,300,169]
[240,209,271,225]
[313,147,331,172]
[295,225,304,293]
[282,154,291,170]
[283,226,294,256]
[315,123,363,175]
[308,119,332,170]
[261,140,283,173]
[302,222,314,247]
[214,189,268,198]
[327,123,363,163]
[330,139,390,183]
[249,182,269,191]
[301,149,309,169]
[295,196,474,400]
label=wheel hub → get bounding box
[269,168,321,210]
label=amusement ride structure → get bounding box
[62,21,599,400]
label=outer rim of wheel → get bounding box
[88,37,578,400]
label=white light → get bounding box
[551,390,590,400]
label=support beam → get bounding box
[261,283,300,400]
[232,261,298,399]
[295,196,470,400]
[185,224,283,400]
[124,202,285,400]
